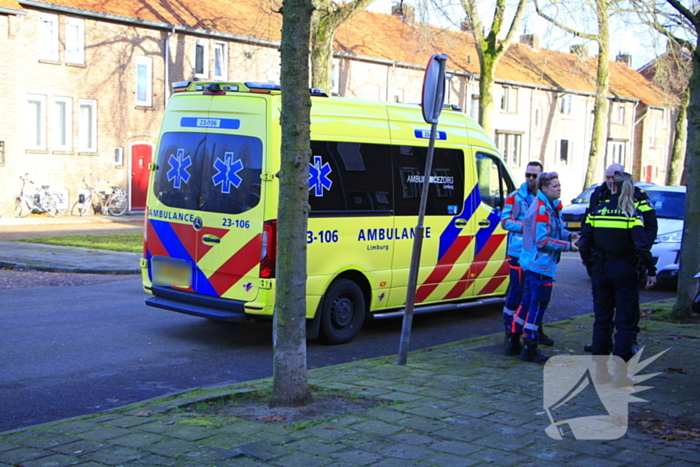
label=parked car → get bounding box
[560,182,656,232]
[647,185,686,285]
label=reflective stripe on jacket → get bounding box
[500,182,535,258]
[520,190,574,277]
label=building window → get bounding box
[27,94,47,150]
[65,17,84,64]
[495,132,522,167]
[559,94,572,115]
[615,104,625,125]
[213,42,226,80]
[135,56,152,107]
[533,106,542,136]
[39,13,59,61]
[649,118,657,148]
[79,99,97,152]
[661,108,668,129]
[500,86,518,114]
[331,58,341,95]
[53,97,72,151]
[470,94,479,119]
[194,38,208,78]
[606,141,626,167]
[558,139,570,165]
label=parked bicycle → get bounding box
[15,174,67,218]
[71,174,128,217]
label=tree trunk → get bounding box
[478,56,497,138]
[271,0,314,408]
[310,11,333,93]
[667,90,688,186]
[672,38,700,320]
[310,0,377,95]
[583,0,610,188]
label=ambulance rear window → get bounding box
[153,132,263,215]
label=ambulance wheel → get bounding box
[320,279,365,345]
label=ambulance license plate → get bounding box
[567,222,581,229]
[152,257,191,288]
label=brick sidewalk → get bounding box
[1,307,698,467]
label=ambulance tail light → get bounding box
[260,220,277,278]
[142,206,149,258]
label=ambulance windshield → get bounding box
[153,132,263,215]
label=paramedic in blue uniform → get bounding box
[583,163,657,353]
[500,161,543,355]
[512,172,579,363]
[579,172,656,386]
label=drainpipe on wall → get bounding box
[631,101,643,178]
[164,27,176,108]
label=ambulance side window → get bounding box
[475,152,514,210]
[309,141,393,215]
[393,146,465,216]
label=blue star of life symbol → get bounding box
[212,151,244,194]
[167,149,192,189]
[309,155,332,197]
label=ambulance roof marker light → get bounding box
[245,82,280,94]
[172,81,191,92]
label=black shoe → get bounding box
[520,339,550,363]
[612,361,637,388]
[538,333,555,346]
[504,333,522,356]
[584,344,593,353]
[631,342,639,355]
[537,326,554,346]
[594,364,613,384]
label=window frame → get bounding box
[649,118,657,148]
[65,17,85,64]
[194,38,209,78]
[213,41,227,80]
[39,13,59,61]
[135,55,153,107]
[78,99,97,152]
[559,94,573,116]
[331,58,341,95]
[27,94,47,150]
[558,139,570,165]
[53,96,72,151]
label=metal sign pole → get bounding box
[398,54,448,365]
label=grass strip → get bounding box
[19,234,142,254]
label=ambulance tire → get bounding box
[320,279,366,345]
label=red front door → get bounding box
[131,143,153,210]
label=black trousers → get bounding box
[591,260,640,362]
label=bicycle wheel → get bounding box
[45,194,67,217]
[14,196,33,218]
[107,191,128,216]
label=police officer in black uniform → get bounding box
[579,172,657,386]
[583,163,657,353]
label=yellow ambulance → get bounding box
[141,81,516,344]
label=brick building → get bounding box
[0,0,677,217]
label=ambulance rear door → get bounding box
[150,95,266,303]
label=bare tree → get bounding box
[632,1,693,184]
[534,0,624,188]
[311,0,377,94]
[659,0,700,319]
[455,0,529,137]
[272,0,315,407]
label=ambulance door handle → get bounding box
[202,236,221,244]
[478,220,490,227]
